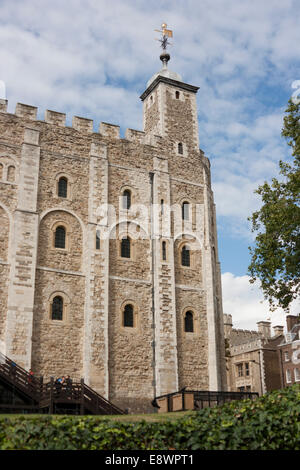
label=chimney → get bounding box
[286,315,299,332]
[223,313,233,339]
[273,325,284,337]
[257,321,271,339]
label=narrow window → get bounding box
[124,304,134,327]
[175,91,180,99]
[52,296,63,321]
[286,369,292,383]
[284,351,289,362]
[121,237,131,258]
[96,230,100,250]
[161,199,164,215]
[295,368,300,382]
[0,163,3,179]
[184,311,194,332]
[162,241,167,261]
[7,165,15,182]
[181,245,190,267]
[182,201,189,220]
[178,142,183,155]
[122,190,131,210]
[245,362,250,376]
[58,177,68,198]
[237,364,243,377]
[55,226,66,249]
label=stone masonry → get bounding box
[0,60,227,413]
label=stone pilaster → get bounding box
[152,156,178,396]
[5,127,40,370]
[202,164,223,390]
[83,142,109,397]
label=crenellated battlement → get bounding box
[0,99,8,112]
[0,101,205,155]
[73,115,93,133]
[99,122,120,139]
[45,109,66,127]
[0,101,164,147]
[15,102,37,120]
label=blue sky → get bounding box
[1,0,299,329]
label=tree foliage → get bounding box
[248,99,300,311]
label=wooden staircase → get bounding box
[0,352,124,415]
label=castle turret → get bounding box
[140,47,200,153]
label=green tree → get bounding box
[248,99,300,311]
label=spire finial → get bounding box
[155,23,173,68]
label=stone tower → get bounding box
[0,43,227,413]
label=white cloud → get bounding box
[222,272,300,331]
[0,0,299,244]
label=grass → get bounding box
[0,410,193,422]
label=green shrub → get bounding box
[0,385,299,450]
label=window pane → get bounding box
[124,304,134,327]
[184,311,194,332]
[182,202,189,220]
[121,237,130,258]
[96,230,100,250]
[162,241,167,261]
[181,245,190,266]
[7,165,15,182]
[52,296,63,320]
[237,364,243,377]
[122,190,131,210]
[58,177,68,198]
[55,226,66,249]
[178,143,183,154]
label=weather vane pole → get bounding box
[155,23,173,68]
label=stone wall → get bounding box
[0,71,227,411]
[176,288,209,390]
[31,270,85,380]
[108,278,153,412]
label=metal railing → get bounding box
[0,352,124,415]
[153,389,259,412]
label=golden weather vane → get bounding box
[155,23,173,50]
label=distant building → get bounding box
[224,314,283,395]
[277,315,300,388]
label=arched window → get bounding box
[178,142,183,155]
[122,190,131,210]
[181,245,190,267]
[58,177,68,198]
[52,296,63,321]
[7,165,15,182]
[123,304,134,327]
[0,163,3,180]
[55,226,66,249]
[162,241,167,261]
[184,311,194,332]
[121,236,131,258]
[182,201,189,220]
[176,91,180,99]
